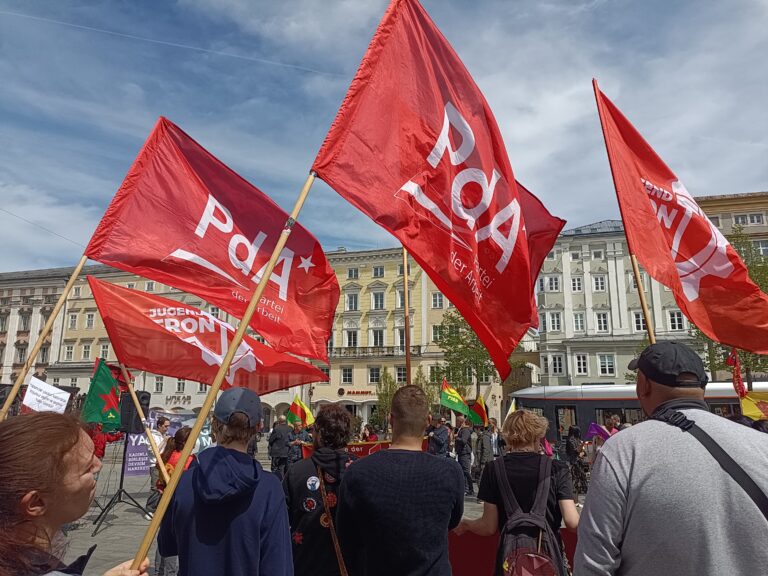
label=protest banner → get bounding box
[302,438,429,459]
[124,433,152,477]
[21,376,70,414]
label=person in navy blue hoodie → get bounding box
[158,388,292,576]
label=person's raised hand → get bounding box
[102,557,150,576]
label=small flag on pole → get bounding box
[468,395,489,427]
[505,398,517,420]
[440,378,469,416]
[287,394,315,426]
[81,358,122,431]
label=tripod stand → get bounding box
[92,434,150,536]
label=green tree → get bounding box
[692,225,768,390]
[412,365,440,414]
[436,309,497,399]
[372,367,398,436]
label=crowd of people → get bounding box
[0,341,766,576]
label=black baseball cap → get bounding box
[628,341,708,388]
[214,388,263,427]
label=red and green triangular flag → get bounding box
[287,394,315,426]
[81,358,122,431]
[440,378,469,416]
[468,395,489,426]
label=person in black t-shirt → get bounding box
[454,416,474,495]
[454,409,579,546]
[336,386,465,576]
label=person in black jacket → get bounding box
[455,415,474,495]
[269,415,292,479]
[427,415,449,456]
[283,403,355,576]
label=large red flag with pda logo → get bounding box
[87,276,329,394]
[594,80,768,351]
[313,0,564,378]
[85,117,339,362]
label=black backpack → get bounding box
[490,456,567,576]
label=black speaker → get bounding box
[119,391,151,434]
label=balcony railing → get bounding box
[328,346,422,359]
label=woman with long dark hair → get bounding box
[0,412,149,576]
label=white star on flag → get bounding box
[297,255,315,273]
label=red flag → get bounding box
[87,276,328,395]
[312,0,563,378]
[725,348,747,398]
[85,117,339,362]
[594,81,768,352]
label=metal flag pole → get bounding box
[402,247,412,384]
[0,255,88,420]
[592,78,656,344]
[119,363,169,485]
[130,171,316,569]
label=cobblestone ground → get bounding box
[63,443,485,575]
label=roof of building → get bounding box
[695,191,768,202]
[0,263,120,283]
[561,219,624,237]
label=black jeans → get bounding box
[458,454,473,494]
[271,456,288,480]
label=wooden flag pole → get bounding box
[592,79,656,345]
[119,363,169,485]
[0,254,88,420]
[130,172,316,569]
[402,247,412,384]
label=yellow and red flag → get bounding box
[440,378,469,416]
[287,394,315,426]
[740,392,768,421]
[468,395,489,427]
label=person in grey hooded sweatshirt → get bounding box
[158,388,292,576]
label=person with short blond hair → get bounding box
[336,386,465,575]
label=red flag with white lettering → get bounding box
[85,117,339,362]
[87,277,328,394]
[313,0,564,378]
[594,80,768,351]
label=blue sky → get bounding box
[0,0,766,272]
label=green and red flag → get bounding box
[468,395,489,427]
[81,358,122,431]
[287,394,315,426]
[440,378,469,416]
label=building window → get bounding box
[82,344,91,360]
[100,344,109,359]
[593,275,606,292]
[596,313,609,333]
[432,325,442,342]
[320,367,330,378]
[68,314,77,330]
[0,315,6,332]
[709,216,720,228]
[396,366,407,383]
[631,273,648,291]
[368,367,381,384]
[70,377,78,387]
[198,382,207,393]
[549,312,562,332]
[754,240,768,257]
[538,313,547,333]
[634,312,647,332]
[396,289,405,309]
[395,327,406,349]
[669,310,685,331]
[154,376,164,393]
[345,330,358,348]
[15,346,27,364]
[347,267,359,280]
[432,292,444,309]
[598,354,615,376]
[19,314,31,331]
[546,251,556,260]
[127,282,135,289]
[571,277,583,292]
[176,378,185,393]
[209,307,220,319]
[570,251,581,261]
[64,345,74,361]
[52,377,60,385]
[342,367,353,384]
[551,355,564,375]
[39,346,50,364]
[573,313,585,332]
[372,266,384,278]
[546,276,561,292]
[575,354,588,375]
[85,313,95,329]
[146,281,155,292]
[750,213,764,225]
[398,263,411,275]
[371,329,384,347]
[542,356,549,374]
[73,286,81,297]
[537,277,545,292]
[429,365,440,382]
[592,250,604,260]
[371,292,385,310]
[346,293,359,312]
